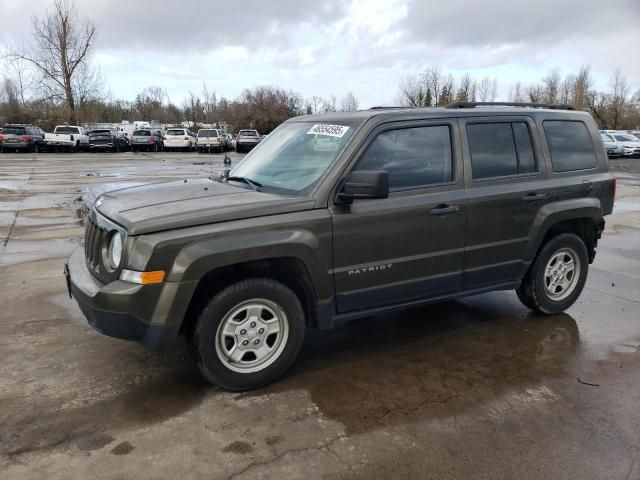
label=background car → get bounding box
[600,133,624,158]
[196,128,224,153]
[131,129,164,152]
[609,132,640,157]
[89,129,129,152]
[0,124,46,153]
[235,129,261,152]
[163,128,195,151]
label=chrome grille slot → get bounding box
[84,217,106,268]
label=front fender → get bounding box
[524,197,603,262]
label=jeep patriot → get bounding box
[65,102,615,390]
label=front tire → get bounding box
[188,278,306,391]
[516,233,589,314]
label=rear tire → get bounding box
[516,233,589,314]
[188,278,306,391]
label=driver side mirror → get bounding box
[336,170,389,205]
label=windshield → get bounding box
[229,121,357,195]
[614,134,636,142]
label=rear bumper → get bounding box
[1,142,30,149]
[65,247,179,349]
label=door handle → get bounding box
[522,193,547,202]
[430,204,460,215]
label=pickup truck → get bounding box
[44,125,89,151]
[66,102,615,391]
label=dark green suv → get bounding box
[65,103,615,390]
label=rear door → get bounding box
[331,119,467,312]
[460,116,552,289]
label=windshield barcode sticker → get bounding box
[306,124,350,138]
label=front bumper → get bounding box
[65,247,179,349]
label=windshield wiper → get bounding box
[226,175,263,191]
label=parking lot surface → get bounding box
[1,152,639,479]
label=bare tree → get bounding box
[478,77,497,102]
[9,0,98,122]
[322,95,337,113]
[398,74,431,107]
[608,68,629,129]
[310,96,323,114]
[571,65,592,110]
[527,85,544,103]
[510,81,525,103]
[542,69,561,104]
[340,91,359,111]
[456,74,474,102]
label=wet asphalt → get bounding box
[0,152,639,479]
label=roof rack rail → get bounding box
[368,106,409,110]
[446,101,575,111]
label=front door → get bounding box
[330,119,467,313]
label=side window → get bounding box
[543,121,597,172]
[467,122,537,179]
[355,125,453,191]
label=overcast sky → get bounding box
[1,0,639,107]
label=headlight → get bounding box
[106,231,123,269]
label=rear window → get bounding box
[543,121,597,172]
[198,129,218,137]
[614,134,636,142]
[56,126,79,134]
[2,126,26,135]
[90,130,112,135]
[239,130,258,137]
[467,122,537,179]
[133,130,151,136]
[166,129,185,136]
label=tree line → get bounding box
[0,0,359,133]
[397,66,640,129]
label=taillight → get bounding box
[0,134,4,142]
[148,137,154,143]
[184,136,189,141]
[21,135,32,142]
[612,177,617,205]
[163,135,167,140]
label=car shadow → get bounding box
[242,291,580,435]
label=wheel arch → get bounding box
[180,256,322,337]
[525,199,605,265]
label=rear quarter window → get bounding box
[543,121,597,172]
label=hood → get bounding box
[96,178,316,235]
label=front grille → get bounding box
[82,210,125,284]
[84,217,107,269]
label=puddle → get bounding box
[613,197,640,214]
[240,299,581,435]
